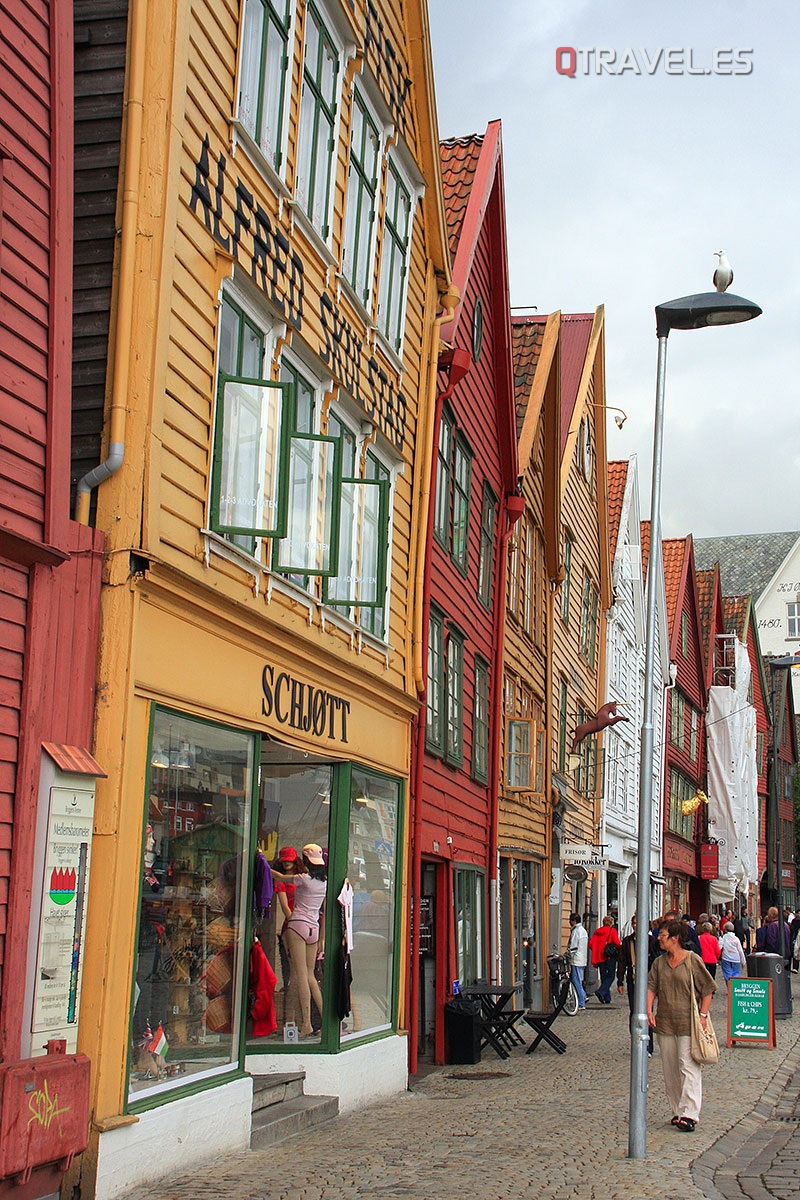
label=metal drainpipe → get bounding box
[75,0,148,523]
[408,284,460,1075]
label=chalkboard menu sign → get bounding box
[727,978,776,1048]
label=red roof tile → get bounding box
[723,595,750,640]
[641,520,651,581]
[695,567,717,651]
[662,537,688,631]
[607,460,628,566]
[510,316,546,438]
[439,135,484,259]
[43,743,106,777]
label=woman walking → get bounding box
[719,921,747,985]
[698,921,722,978]
[647,919,716,1133]
[588,915,621,1004]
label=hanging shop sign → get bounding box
[562,844,608,871]
[31,787,96,1053]
[700,842,720,880]
[260,664,351,744]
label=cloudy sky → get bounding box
[428,1,800,538]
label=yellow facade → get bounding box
[73,0,452,1192]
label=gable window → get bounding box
[472,657,489,783]
[579,574,599,666]
[295,3,339,238]
[238,0,292,172]
[433,406,472,574]
[477,483,497,609]
[669,690,686,751]
[680,610,689,657]
[788,601,800,639]
[377,152,413,353]
[561,534,572,624]
[342,86,380,304]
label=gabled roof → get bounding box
[559,314,594,455]
[641,520,652,582]
[722,594,750,641]
[439,134,483,260]
[694,532,800,599]
[607,460,628,566]
[662,537,687,632]
[511,317,545,439]
[695,567,717,650]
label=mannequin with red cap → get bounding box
[272,844,327,1037]
[273,846,299,994]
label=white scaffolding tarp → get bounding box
[706,640,759,906]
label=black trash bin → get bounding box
[444,996,482,1064]
[746,953,792,1019]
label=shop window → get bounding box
[477,482,496,610]
[377,152,414,354]
[472,657,489,783]
[129,710,256,1102]
[295,3,340,238]
[454,868,485,987]
[250,746,332,1047]
[342,85,380,305]
[342,769,400,1039]
[237,0,293,173]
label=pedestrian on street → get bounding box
[789,908,800,973]
[616,913,654,1054]
[647,918,716,1134]
[756,906,791,962]
[566,912,589,1010]
[588,915,621,1004]
[733,908,751,955]
[719,922,747,985]
[698,922,722,978]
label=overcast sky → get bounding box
[428,0,800,539]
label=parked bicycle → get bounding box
[547,952,579,1016]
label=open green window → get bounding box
[210,372,292,539]
[324,475,389,608]
[271,432,342,575]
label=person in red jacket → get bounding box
[698,922,722,978]
[588,915,621,1004]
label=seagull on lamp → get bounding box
[712,250,733,293]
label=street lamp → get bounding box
[629,289,762,1160]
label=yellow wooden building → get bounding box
[70,0,452,1194]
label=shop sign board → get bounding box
[562,845,608,871]
[31,787,96,1053]
[727,978,776,1048]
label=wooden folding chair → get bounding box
[523,977,570,1054]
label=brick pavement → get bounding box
[123,985,800,1200]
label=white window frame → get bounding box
[235,0,297,184]
[340,77,391,313]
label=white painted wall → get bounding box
[95,1076,252,1200]
[246,1031,408,1112]
[754,538,800,709]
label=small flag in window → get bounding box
[149,1023,168,1058]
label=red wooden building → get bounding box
[0,0,103,1093]
[661,536,707,916]
[409,123,519,1067]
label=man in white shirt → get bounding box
[567,912,589,1010]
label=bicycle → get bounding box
[547,952,579,1016]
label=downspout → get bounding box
[409,283,459,1075]
[75,1,148,523]
[488,491,524,983]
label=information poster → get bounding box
[31,786,95,1053]
[727,977,775,1048]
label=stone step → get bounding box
[250,1093,339,1150]
[251,1071,306,1114]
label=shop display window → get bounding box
[128,710,255,1101]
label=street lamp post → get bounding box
[629,289,762,1160]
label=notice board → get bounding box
[727,978,776,1048]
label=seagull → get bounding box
[713,250,733,293]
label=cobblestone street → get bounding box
[123,981,800,1200]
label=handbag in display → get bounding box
[690,986,720,1064]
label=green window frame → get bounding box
[445,628,465,767]
[689,706,699,762]
[452,435,471,575]
[426,609,444,753]
[579,573,599,666]
[558,679,568,774]
[472,657,489,783]
[454,868,486,987]
[668,767,696,840]
[295,3,339,237]
[377,153,412,352]
[561,534,572,624]
[670,690,686,750]
[238,0,292,171]
[477,483,497,610]
[343,87,380,304]
[433,407,452,548]
[574,705,597,797]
